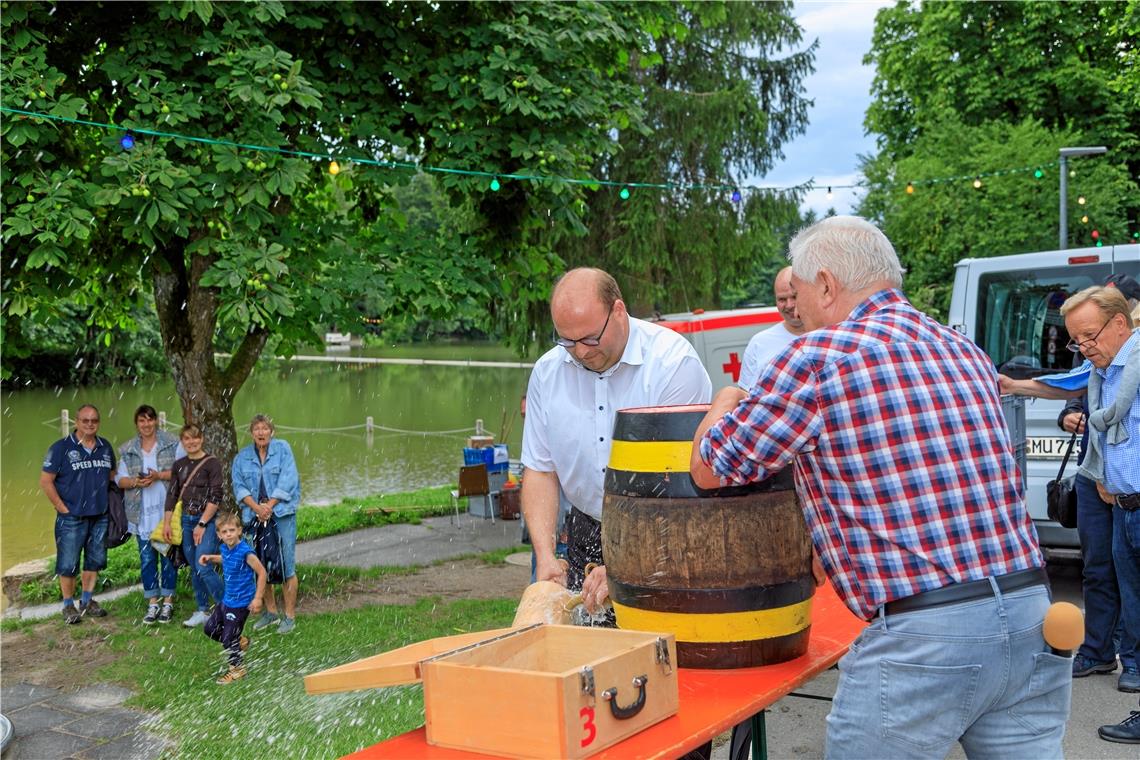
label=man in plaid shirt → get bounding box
[691,216,1068,758]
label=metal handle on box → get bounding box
[602,675,648,720]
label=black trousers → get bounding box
[205,603,250,666]
[566,507,616,627]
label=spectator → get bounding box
[693,216,1067,757]
[232,414,301,634]
[116,404,183,624]
[737,265,807,390]
[1000,284,1140,741]
[40,404,116,624]
[198,511,267,685]
[163,423,225,627]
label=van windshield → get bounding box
[977,265,1113,378]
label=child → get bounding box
[198,511,267,684]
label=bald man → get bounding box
[737,266,807,390]
[520,268,711,617]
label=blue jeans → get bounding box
[275,513,297,581]
[1113,505,1140,673]
[55,513,108,576]
[136,534,176,598]
[1077,475,1137,668]
[825,584,1069,759]
[181,513,224,610]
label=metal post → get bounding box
[60,409,70,438]
[158,410,167,430]
[1058,146,1107,251]
[1059,155,1068,250]
[365,415,374,449]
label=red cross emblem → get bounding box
[722,351,742,383]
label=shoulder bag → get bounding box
[1045,419,1081,530]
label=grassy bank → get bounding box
[16,486,460,604]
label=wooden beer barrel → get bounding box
[602,404,813,669]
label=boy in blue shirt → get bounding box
[198,511,266,684]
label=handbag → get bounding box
[150,455,213,546]
[1046,419,1081,529]
[150,498,184,546]
[247,517,285,585]
[104,481,130,549]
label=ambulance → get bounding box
[651,305,783,391]
[947,243,1140,549]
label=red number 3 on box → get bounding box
[579,706,597,747]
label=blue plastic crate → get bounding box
[463,445,509,471]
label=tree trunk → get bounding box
[152,238,268,507]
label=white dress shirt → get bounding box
[522,317,712,519]
[737,322,799,391]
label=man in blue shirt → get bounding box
[39,404,116,624]
[1002,286,1140,744]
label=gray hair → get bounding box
[787,216,903,291]
[249,413,275,434]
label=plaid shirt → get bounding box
[700,289,1043,620]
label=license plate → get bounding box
[1026,436,1082,460]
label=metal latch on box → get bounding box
[580,666,595,706]
[655,637,672,674]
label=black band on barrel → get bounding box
[605,467,794,498]
[608,576,815,614]
[612,409,709,442]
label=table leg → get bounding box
[751,710,767,760]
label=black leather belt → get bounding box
[1116,493,1140,510]
[884,568,1050,616]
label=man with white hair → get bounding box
[690,216,1066,758]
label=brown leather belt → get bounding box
[1116,493,1140,510]
[884,568,1050,616]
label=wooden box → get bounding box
[305,624,679,759]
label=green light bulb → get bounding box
[620,187,630,200]
[490,178,501,192]
[1034,169,1044,179]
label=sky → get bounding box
[763,0,894,219]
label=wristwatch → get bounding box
[197,521,208,528]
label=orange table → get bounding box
[346,584,866,760]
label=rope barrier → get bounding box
[50,410,491,439]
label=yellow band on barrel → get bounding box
[611,597,813,642]
[608,440,693,473]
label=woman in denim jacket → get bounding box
[231,414,301,634]
[115,405,182,624]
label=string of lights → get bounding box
[3,106,1088,204]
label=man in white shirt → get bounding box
[521,268,712,615]
[737,266,806,390]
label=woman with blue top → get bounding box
[116,405,183,624]
[231,414,301,634]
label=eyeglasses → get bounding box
[1066,317,1114,353]
[78,417,100,424]
[554,305,614,348]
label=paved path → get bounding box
[7,513,526,622]
[0,683,172,760]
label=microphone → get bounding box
[1042,602,1084,656]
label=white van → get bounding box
[651,305,783,391]
[947,243,1140,548]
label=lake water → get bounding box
[0,343,535,576]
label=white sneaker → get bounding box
[182,610,209,627]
